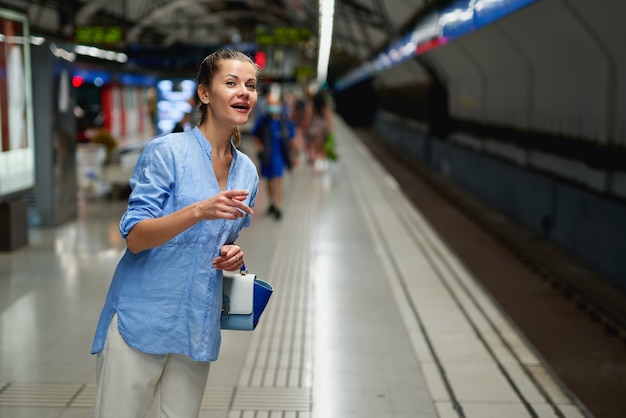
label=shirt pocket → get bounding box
[223,214,250,245]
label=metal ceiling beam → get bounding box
[338,13,366,59]
[335,0,388,31]
[160,10,285,46]
[371,0,395,37]
[126,0,305,44]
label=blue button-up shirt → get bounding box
[91,127,259,362]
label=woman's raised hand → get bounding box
[198,190,253,220]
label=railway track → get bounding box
[355,127,626,418]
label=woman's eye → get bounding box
[247,84,257,90]
[226,81,235,86]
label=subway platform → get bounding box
[0,117,589,418]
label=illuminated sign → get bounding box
[75,26,123,45]
[156,79,196,135]
[294,65,316,78]
[255,26,311,45]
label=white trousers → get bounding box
[93,314,211,418]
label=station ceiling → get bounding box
[8,0,436,80]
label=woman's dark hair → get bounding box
[197,49,259,146]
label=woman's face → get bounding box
[202,59,258,128]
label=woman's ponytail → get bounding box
[232,127,241,148]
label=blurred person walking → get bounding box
[251,94,296,220]
[285,90,307,163]
[171,111,192,133]
[302,88,334,172]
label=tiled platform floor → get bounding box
[0,117,587,418]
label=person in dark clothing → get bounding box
[171,112,192,133]
[251,94,296,220]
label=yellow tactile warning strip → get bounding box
[233,158,318,407]
[232,387,311,411]
[0,382,310,411]
[0,382,86,407]
[69,384,96,407]
[200,385,234,410]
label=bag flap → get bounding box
[222,271,256,315]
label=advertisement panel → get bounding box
[156,78,196,135]
[0,8,35,197]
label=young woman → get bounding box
[91,49,259,418]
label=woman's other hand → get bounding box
[212,244,244,271]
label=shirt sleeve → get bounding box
[119,139,175,238]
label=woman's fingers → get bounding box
[212,246,244,269]
[201,190,253,220]
[221,190,253,215]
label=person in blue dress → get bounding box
[251,93,296,220]
[90,49,259,418]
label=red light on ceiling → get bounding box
[255,51,267,69]
[72,75,84,88]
